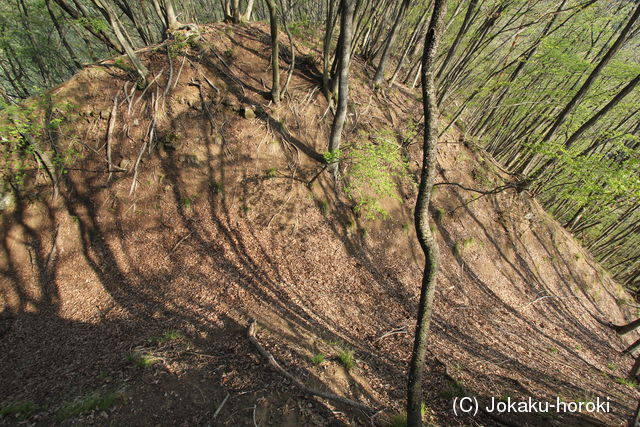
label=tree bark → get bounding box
[265,0,280,104]
[327,0,355,175]
[243,0,256,21]
[93,0,148,83]
[164,0,180,31]
[372,0,410,86]
[406,1,446,426]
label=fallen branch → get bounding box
[374,326,408,342]
[106,94,118,182]
[169,231,193,254]
[173,56,187,90]
[213,392,230,419]
[247,320,376,414]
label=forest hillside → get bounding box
[0,19,639,426]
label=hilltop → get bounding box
[0,22,638,426]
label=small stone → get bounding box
[242,106,256,119]
[0,192,14,211]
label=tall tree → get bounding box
[406,0,446,425]
[372,0,411,87]
[524,1,640,185]
[265,0,280,103]
[327,0,355,176]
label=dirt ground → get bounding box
[1,22,638,426]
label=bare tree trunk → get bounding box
[372,0,410,86]
[93,0,148,83]
[243,0,256,21]
[164,0,180,30]
[327,0,355,175]
[522,1,640,186]
[322,0,338,100]
[265,0,280,103]
[406,1,446,426]
[232,0,241,23]
[45,0,82,70]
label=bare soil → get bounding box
[1,22,638,426]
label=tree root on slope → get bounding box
[246,319,376,415]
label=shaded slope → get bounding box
[0,22,638,426]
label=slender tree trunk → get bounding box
[563,74,640,149]
[52,0,122,53]
[45,0,82,70]
[372,0,410,86]
[406,1,446,426]
[93,0,148,83]
[523,1,640,185]
[322,0,338,100]
[327,0,355,176]
[164,0,180,30]
[243,0,256,20]
[265,0,280,103]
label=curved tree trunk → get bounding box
[406,0,447,426]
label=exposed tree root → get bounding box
[246,320,376,414]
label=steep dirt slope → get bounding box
[1,23,638,426]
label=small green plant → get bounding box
[318,199,329,215]
[614,377,638,388]
[344,129,414,220]
[128,350,160,368]
[224,47,235,58]
[242,205,251,214]
[57,391,120,420]
[168,34,192,58]
[439,378,466,398]
[499,392,511,402]
[311,353,325,365]
[575,345,583,351]
[548,346,559,353]
[211,181,224,194]
[388,403,427,426]
[435,207,446,222]
[0,402,37,420]
[183,196,193,210]
[322,149,342,164]
[265,167,277,178]
[607,362,619,372]
[389,412,407,427]
[454,237,476,256]
[402,222,411,232]
[114,57,135,73]
[152,330,183,344]
[337,349,356,371]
